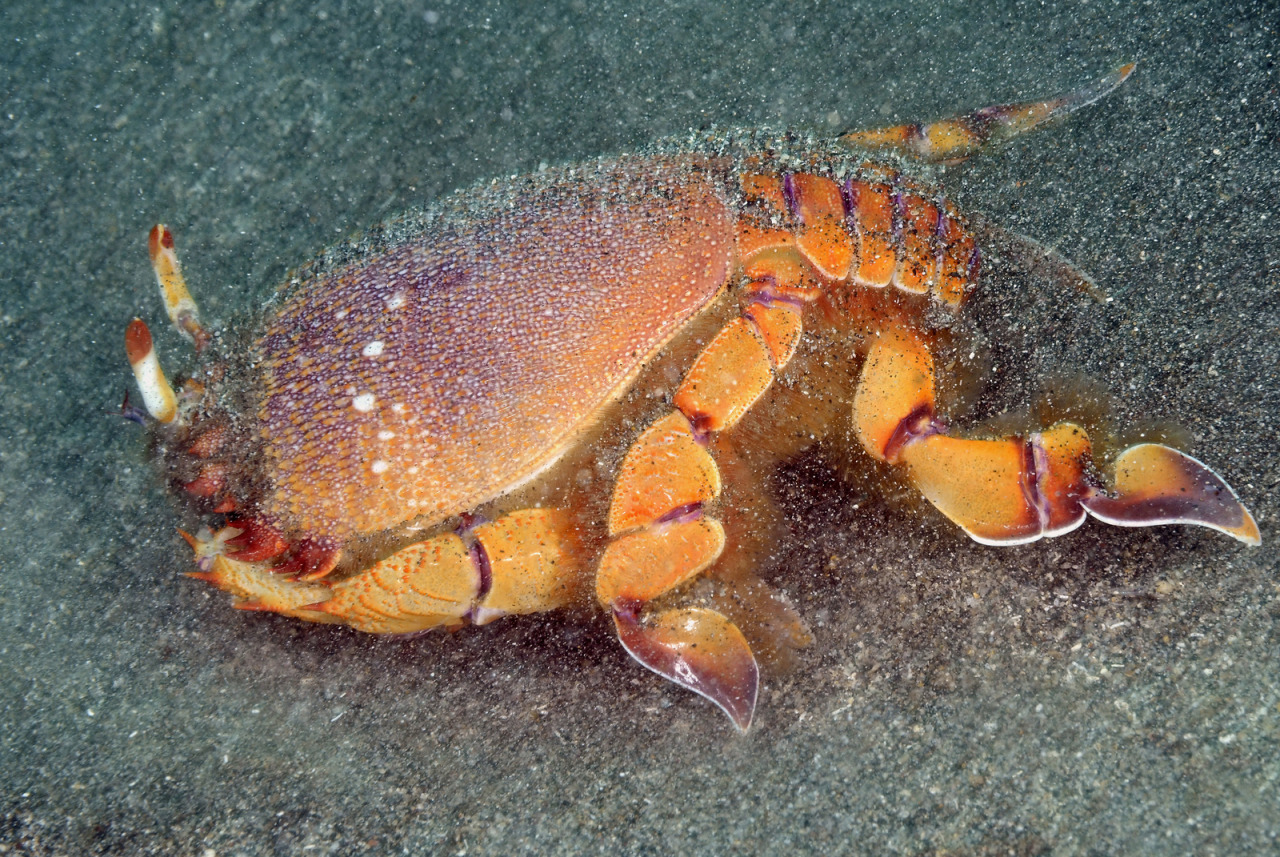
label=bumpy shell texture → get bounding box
[255,155,735,539]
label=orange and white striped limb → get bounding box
[124,318,177,424]
[149,224,210,351]
[125,225,213,423]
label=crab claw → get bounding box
[613,605,759,732]
[270,537,343,581]
[185,561,330,615]
[223,517,290,563]
[180,526,335,617]
[1082,444,1261,546]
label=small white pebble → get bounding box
[377,430,395,441]
[362,340,385,357]
[385,293,406,311]
[352,393,376,412]
[371,460,389,474]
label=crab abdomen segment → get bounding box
[846,178,898,288]
[894,193,941,295]
[790,172,854,280]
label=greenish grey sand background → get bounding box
[2,1,1277,853]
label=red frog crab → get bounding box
[125,65,1259,731]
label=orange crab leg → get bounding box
[613,606,758,731]
[188,509,587,634]
[467,510,585,624]
[594,167,991,728]
[313,531,481,633]
[841,64,1136,164]
[853,324,1260,546]
[594,211,853,729]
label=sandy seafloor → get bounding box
[2,0,1277,854]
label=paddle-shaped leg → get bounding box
[853,324,1260,546]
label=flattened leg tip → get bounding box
[613,606,759,731]
[1082,443,1262,546]
[1113,62,1138,83]
[1231,513,1262,547]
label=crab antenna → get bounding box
[125,318,178,423]
[149,224,211,352]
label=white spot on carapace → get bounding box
[377,430,395,441]
[385,293,406,311]
[391,402,406,414]
[352,393,377,412]
[371,459,389,474]
[362,340,385,357]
